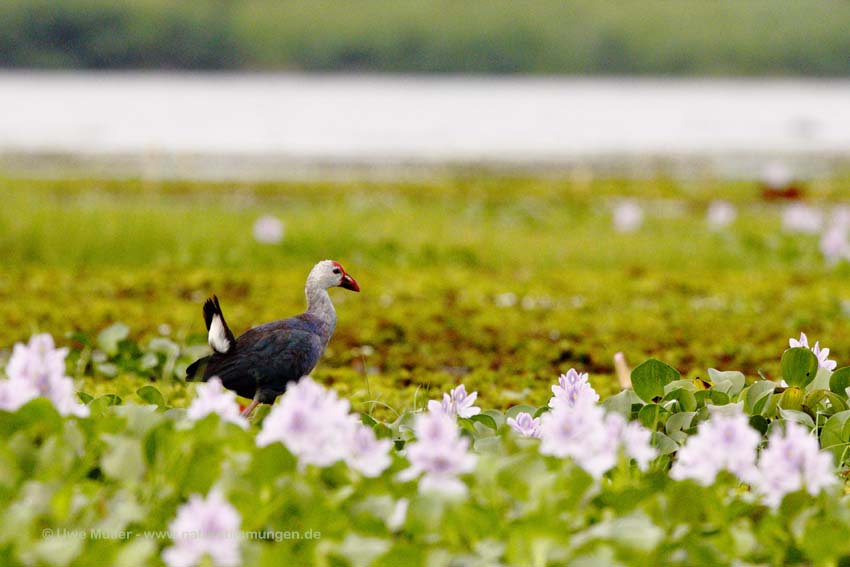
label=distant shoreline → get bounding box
[3,73,850,181]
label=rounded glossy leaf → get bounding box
[829,366,850,395]
[820,410,850,464]
[781,347,819,388]
[651,432,678,455]
[631,359,681,403]
[136,385,166,408]
[779,386,805,411]
[707,369,746,396]
[743,381,775,415]
[469,413,499,431]
[638,404,668,430]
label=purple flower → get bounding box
[162,489,241,567]
[398,411,477,496]
[670,411,760,485]
[506,412,541,438]
[0,376,38,412]
[820,225,850,265]
[256,377,358,468]
[538,401,615,478]
[3,334,88,417]
[706,200,737,230]
[186,377,248,430]
[549,369,600,410]
[782,204,823,234]
[755,421,836,508]
[427,384,481,419]
[789,332,837,371]
[252,215,284,244]
[612,200,644,233]
[344,424,393,478]
[256,377,392,476]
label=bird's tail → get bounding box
[204,295,236,354]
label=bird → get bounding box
[186,260,360,417]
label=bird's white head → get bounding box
[308,260,360,292]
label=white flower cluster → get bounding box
[427,384,481,418]
[256,377,392,477]
[509,368,657,478]
[163,489,242,567]
[398,410,478,496]
[0,334,88,417]
[671,410,836,508]
[186,378,249,430]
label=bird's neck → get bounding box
[305,285,337,329]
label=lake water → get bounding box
[1,72,849,179]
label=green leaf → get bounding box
[136,385,166,408]
[631,359,680,403]
[829,366,850,395]
[662,387,697,412]
[96,322,130,356]
[780,347,819,388]
[87,394,123,417]
[469,413,499,431]
[707,368,746,396]
[820,410,850,464]
[743,381,775,415]
[777,408,815,430]
[665,411,697,443]
[779,387,805,411]
[77,391,94,404]
[707,390,730,406]
[637,404,668,430]
[651,432,678,455]
[602,390,638,417]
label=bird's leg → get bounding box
[241,399,261,418]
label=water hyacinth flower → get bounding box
[706,200,737,230]
[427,384,481,419]
[506,411,541,438]
[256,377,358,468]
[186,377,249,430]
[256,377,392,476]
[344,423,393,477]
[820,225,850,265]
[755,421,836,508]
[2,333,88,417]
[162,489,241,567]
[252,215,284,244]
[612,200,644,233]
[781,203,823,234]
[549,368,600,409]
[670,411,760,485]
[790,332,837,371]
[398,411,477,496]
[540,401,614,478]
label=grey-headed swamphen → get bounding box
[186,260,360,416]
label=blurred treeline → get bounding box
[2,0,849,75]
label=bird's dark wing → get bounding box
[200,323,326,403]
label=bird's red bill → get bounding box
[340,273,360,292]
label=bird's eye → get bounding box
[332,268,341,275]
